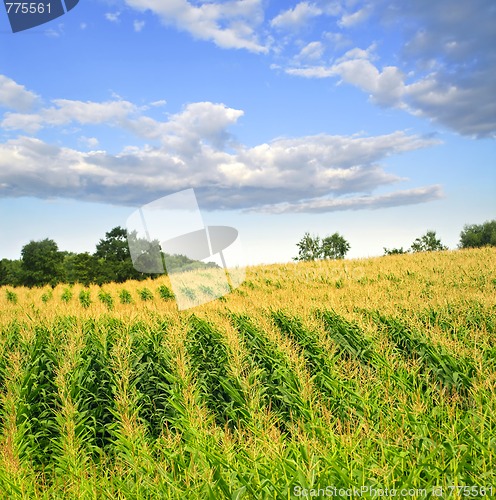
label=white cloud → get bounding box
[271,2,322,30]
[0,108,441,211]
[296,41,324,61]
[255,186,444,214]
[123,0,267,53]
[338,6,371,28]
[105,12,121,23]
[0,75,38,111]
[149,100,167,107]
[79,136,99,149]
[274,1,496,137]
[2,99,139,133]
[134,20,145,32]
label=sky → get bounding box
[0,0,495,265]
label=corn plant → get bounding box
[16,326,60,467]
[129,330,180,438]
[61,287,73,303]
[119,289,133,304]
[271,310,364,419]
[138,287,154,301]
[187,315,250,429]
[98,290,114,311]
[230,314,312,433]
[158,284,175,301]
[373,313,475,393]
[317,310,386,370]
[5,289,17,304]
[41,290,52,303]
[79,289,92,308]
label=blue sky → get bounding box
[0,0,494,264]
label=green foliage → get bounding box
[231,315,312,432]
[459,219,496,248]
[5,289,17,304]
[79,290,92,308]
[383,247,409,255]
[294,232,350,261]
[410,230,447,252]
[61,287,73,303]
[187,316,249,429]
[138,287,154,301]
[16,327,60,466]
[130,328,178,438]
[98,290,114,310]
[21,238,64,287]
[272,311,364,419]
[294,233,321,261]
[119,289,133,304]
[320,233,350,259]
[41,290,52,303]
[373,313,474,393]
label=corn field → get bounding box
[0,247,495,498]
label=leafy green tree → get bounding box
[63,252,101,286]
[94,226,142,283]
[21,239,64,287]
[294,233,321,261]
[383,247,409,256]
[320,233,350,260]
[459,220,496,248]
[410,230,447,253]
[294,232,350,261]
[0,259,23,286]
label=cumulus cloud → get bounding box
[281,0,496,137]
[0,109,440,212]
[0,75,442,212]
[122,0,267,53]
[0,75,39,111]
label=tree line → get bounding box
[294,220,496,262]
[0,226,216,288]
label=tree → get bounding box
[294,232,350,261]
[383,247,409,256]
[21,239,64,287]
[293,233,321,261]
[94,226,141,283]
[321,233,350,260]
[410,230,447,253]
[459,220,496,248]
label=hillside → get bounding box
[0,247,495,498]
